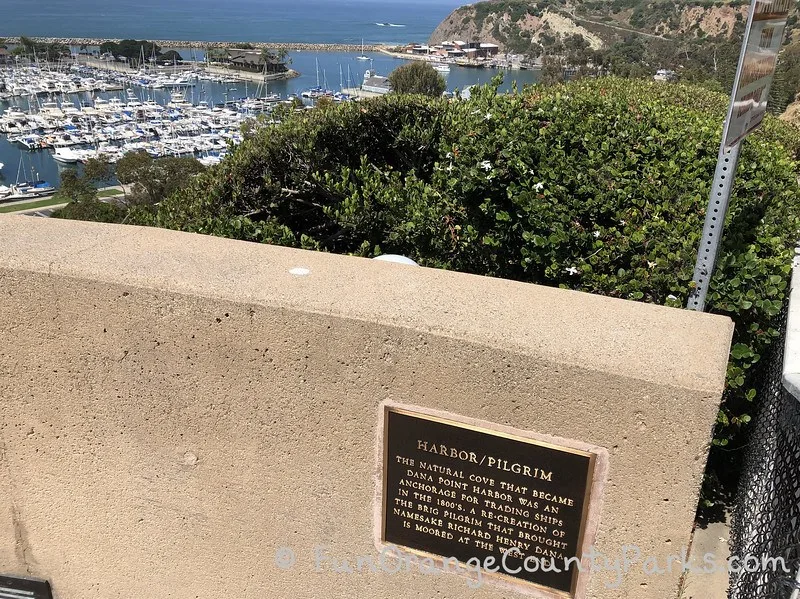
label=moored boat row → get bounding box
[0,62,298,174]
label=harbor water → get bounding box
[0,51,539,189]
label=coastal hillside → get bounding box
[429,0,788,56]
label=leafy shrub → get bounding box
[131,77,800,451]
[388,62,447,97]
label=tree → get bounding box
[115,152,205,206]
[116,151,153,200]
[276,47,291,66]
[260,48,275,65]
[10,36,69,60]
[99,39,161,63]
[539,55,565,86]
[157,50,184,64]
[388,62,446,97]
[53,170,96,204]
[83,156,114,184]
[50,168,126,224]
[52,199,126,223]
[770,42,800,114]
[206,47,229,63]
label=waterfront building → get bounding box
[361,70,391,95]
[224,49,289,75]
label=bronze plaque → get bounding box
[381,407,596,597]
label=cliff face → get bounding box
[429,4,603,52]
[428,1,759,56]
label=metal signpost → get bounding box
[687,0,793,311]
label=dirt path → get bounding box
[566,11,670,41]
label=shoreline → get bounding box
[0,36,397,53]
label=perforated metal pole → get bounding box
[687,143,742,312]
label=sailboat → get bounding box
[5,156,54,200]
[357,39,370,61]
[301,58,334,99]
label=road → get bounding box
[566,10,670,41]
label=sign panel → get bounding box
[0,576,53,599]
[724,0,792,148]
[381,407,596,597]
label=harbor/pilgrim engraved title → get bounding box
[414,439,557,483]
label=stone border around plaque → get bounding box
[374,401,609,599]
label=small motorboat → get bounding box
[52,148,81,164]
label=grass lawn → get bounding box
[0,189,123,214]
[0,197,67,214]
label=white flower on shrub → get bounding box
[534,182,545,192]
[593,231,601,238]
[485,112,492,120]
[480,160,493,171]
[564,266,580,276]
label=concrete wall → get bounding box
[0,215,733,599]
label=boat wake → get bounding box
[375,22,405,27]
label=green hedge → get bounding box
[134,77,800,449]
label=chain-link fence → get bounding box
[729,305,800,599]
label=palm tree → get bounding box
[206,47,228,63]
[260,48,276,65]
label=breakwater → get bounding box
[0,36,395,52]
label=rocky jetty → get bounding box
[0,36,396,53]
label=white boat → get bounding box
[432,62,451,73]
[0,162,4,172]
[52,148,81,164]
[357,39,370,61]
[167,91,191,108]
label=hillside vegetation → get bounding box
[430,0,796,58]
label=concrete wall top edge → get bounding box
[0,215,734,393]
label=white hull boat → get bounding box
[52,148,81,164]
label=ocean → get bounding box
[1,0,464,45]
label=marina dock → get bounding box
[0,60,308,200]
